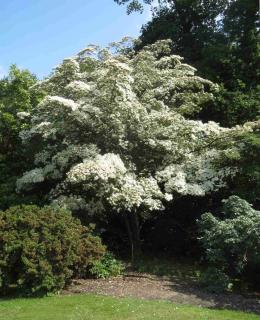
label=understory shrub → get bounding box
[199,267,232,293]
[198,196,260,292]
[0,205,105,296]
[89,252,124,279]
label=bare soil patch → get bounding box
[64,272,260,314]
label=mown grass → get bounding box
[0,294,259,320]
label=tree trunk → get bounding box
[122,211,142,265]
[122,212,134,264]
[130,211,142,261]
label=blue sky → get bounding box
[0,0,149,79]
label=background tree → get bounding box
[115,0,260,127]
[0,66,45,209]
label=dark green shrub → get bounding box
[0,205,105,296]
[73,223,106,278]
[198,196,260,291]
[200,267,232,293]
[89,252,124,279]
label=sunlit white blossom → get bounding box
[17,39,259,217]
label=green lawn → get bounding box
[0,294,259,320]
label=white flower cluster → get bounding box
[52,144,98,170]
[17,168,45,191]
[67,153,127,183]
[156,149,238,196]
[108,175,166,211]
[65,80,92,99]
[40,96,79,112]
[17,111,30,119]
[52,195,88,212]
[20,121,54,142]
[17,164,61,192]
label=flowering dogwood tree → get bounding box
[17,39,259,260]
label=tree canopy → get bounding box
[16,40,259,257]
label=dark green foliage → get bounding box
[119,0,259,88]
[232,132,260,203]
[0,65,43,156]
[199,86,260,127]
[0,161,43,210]
[74,224,106,278]
[199,267,232,293]
[0,66,45,210]
[223,0,259,89]
[138,1,228,70]
[198,196,260,291]
[0,205,105,296]
[89,252,124,279]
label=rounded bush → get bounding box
[0,205,105,296]
[198,196,260,291]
